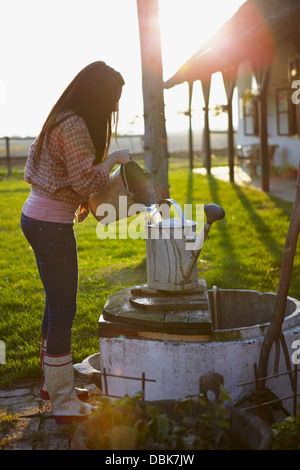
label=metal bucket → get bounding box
[145,199,199,292]
[145,199,225,292]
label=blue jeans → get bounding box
[21,213,78,355]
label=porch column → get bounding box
[223,67,237,183]
[251,62,272,192]
[188,82,194,171]
[202,78,212,175]
[136,0,170,200]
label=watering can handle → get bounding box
[183,203,225,278]
[157,198,187,224]
[204,203,225,224]
[120,163,134,199]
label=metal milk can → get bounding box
[145,199,225,292]
[88,159,156,223]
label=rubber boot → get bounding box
[40,336,88,401]
[43,352,97,424]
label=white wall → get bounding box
[236,39,300,169]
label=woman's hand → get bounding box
[101,149,131,171]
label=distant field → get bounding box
[0,138,34,158]
[0,130,233,170]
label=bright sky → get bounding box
[0,0,246,137]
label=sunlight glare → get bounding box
[159,0,247,79]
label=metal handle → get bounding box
[120,163,134,199]
[157,198,187,225]
[204,203,225,224]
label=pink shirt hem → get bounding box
[22,191,78,224]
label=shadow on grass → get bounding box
[267,193,294,215]
[232,183,285,260]
[194,174,249,288]
[80,257,147,295]
[186,170,194,205]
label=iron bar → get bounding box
[92,369,156,400]
[92,370,156,382]
[242,393,300,412]
[237,367,298,387]
[237,363,299,416]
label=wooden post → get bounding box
[252,63,272,192]
[5,137,12,176]
[136,0,170,201]
[188,82,194,171]
[259,85,270,192]
[258,160,300,388]
[201,79,211,175]
[227,101,234,183]
[223,68,237,183]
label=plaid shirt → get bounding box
[24,112,110,222]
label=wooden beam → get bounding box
[259,85,270,192]
[201,79,212,175]
[188,82,194,171]
[136,0,170,201]
[223,68,237,184]
[251,60,272,192]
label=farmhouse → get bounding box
[164,0,300,191]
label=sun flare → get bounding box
[159,0,246,79]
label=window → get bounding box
[243,98,259,136]
[276,87,299,136]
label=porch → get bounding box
[194,162,297,203]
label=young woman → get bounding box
[21,61,131,424]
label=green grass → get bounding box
[0,159,299,387]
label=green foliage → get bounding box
[0,410,19,433]
[272,411,300,450]
[73,391,232,450]
[0,410,19,450]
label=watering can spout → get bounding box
[183,203,225,278]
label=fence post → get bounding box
[5,137,12,176]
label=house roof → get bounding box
[164,0,300,88]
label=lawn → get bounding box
[0,157,299,387]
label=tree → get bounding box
[136,0,170,201]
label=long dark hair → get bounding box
[32,61,125,165]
